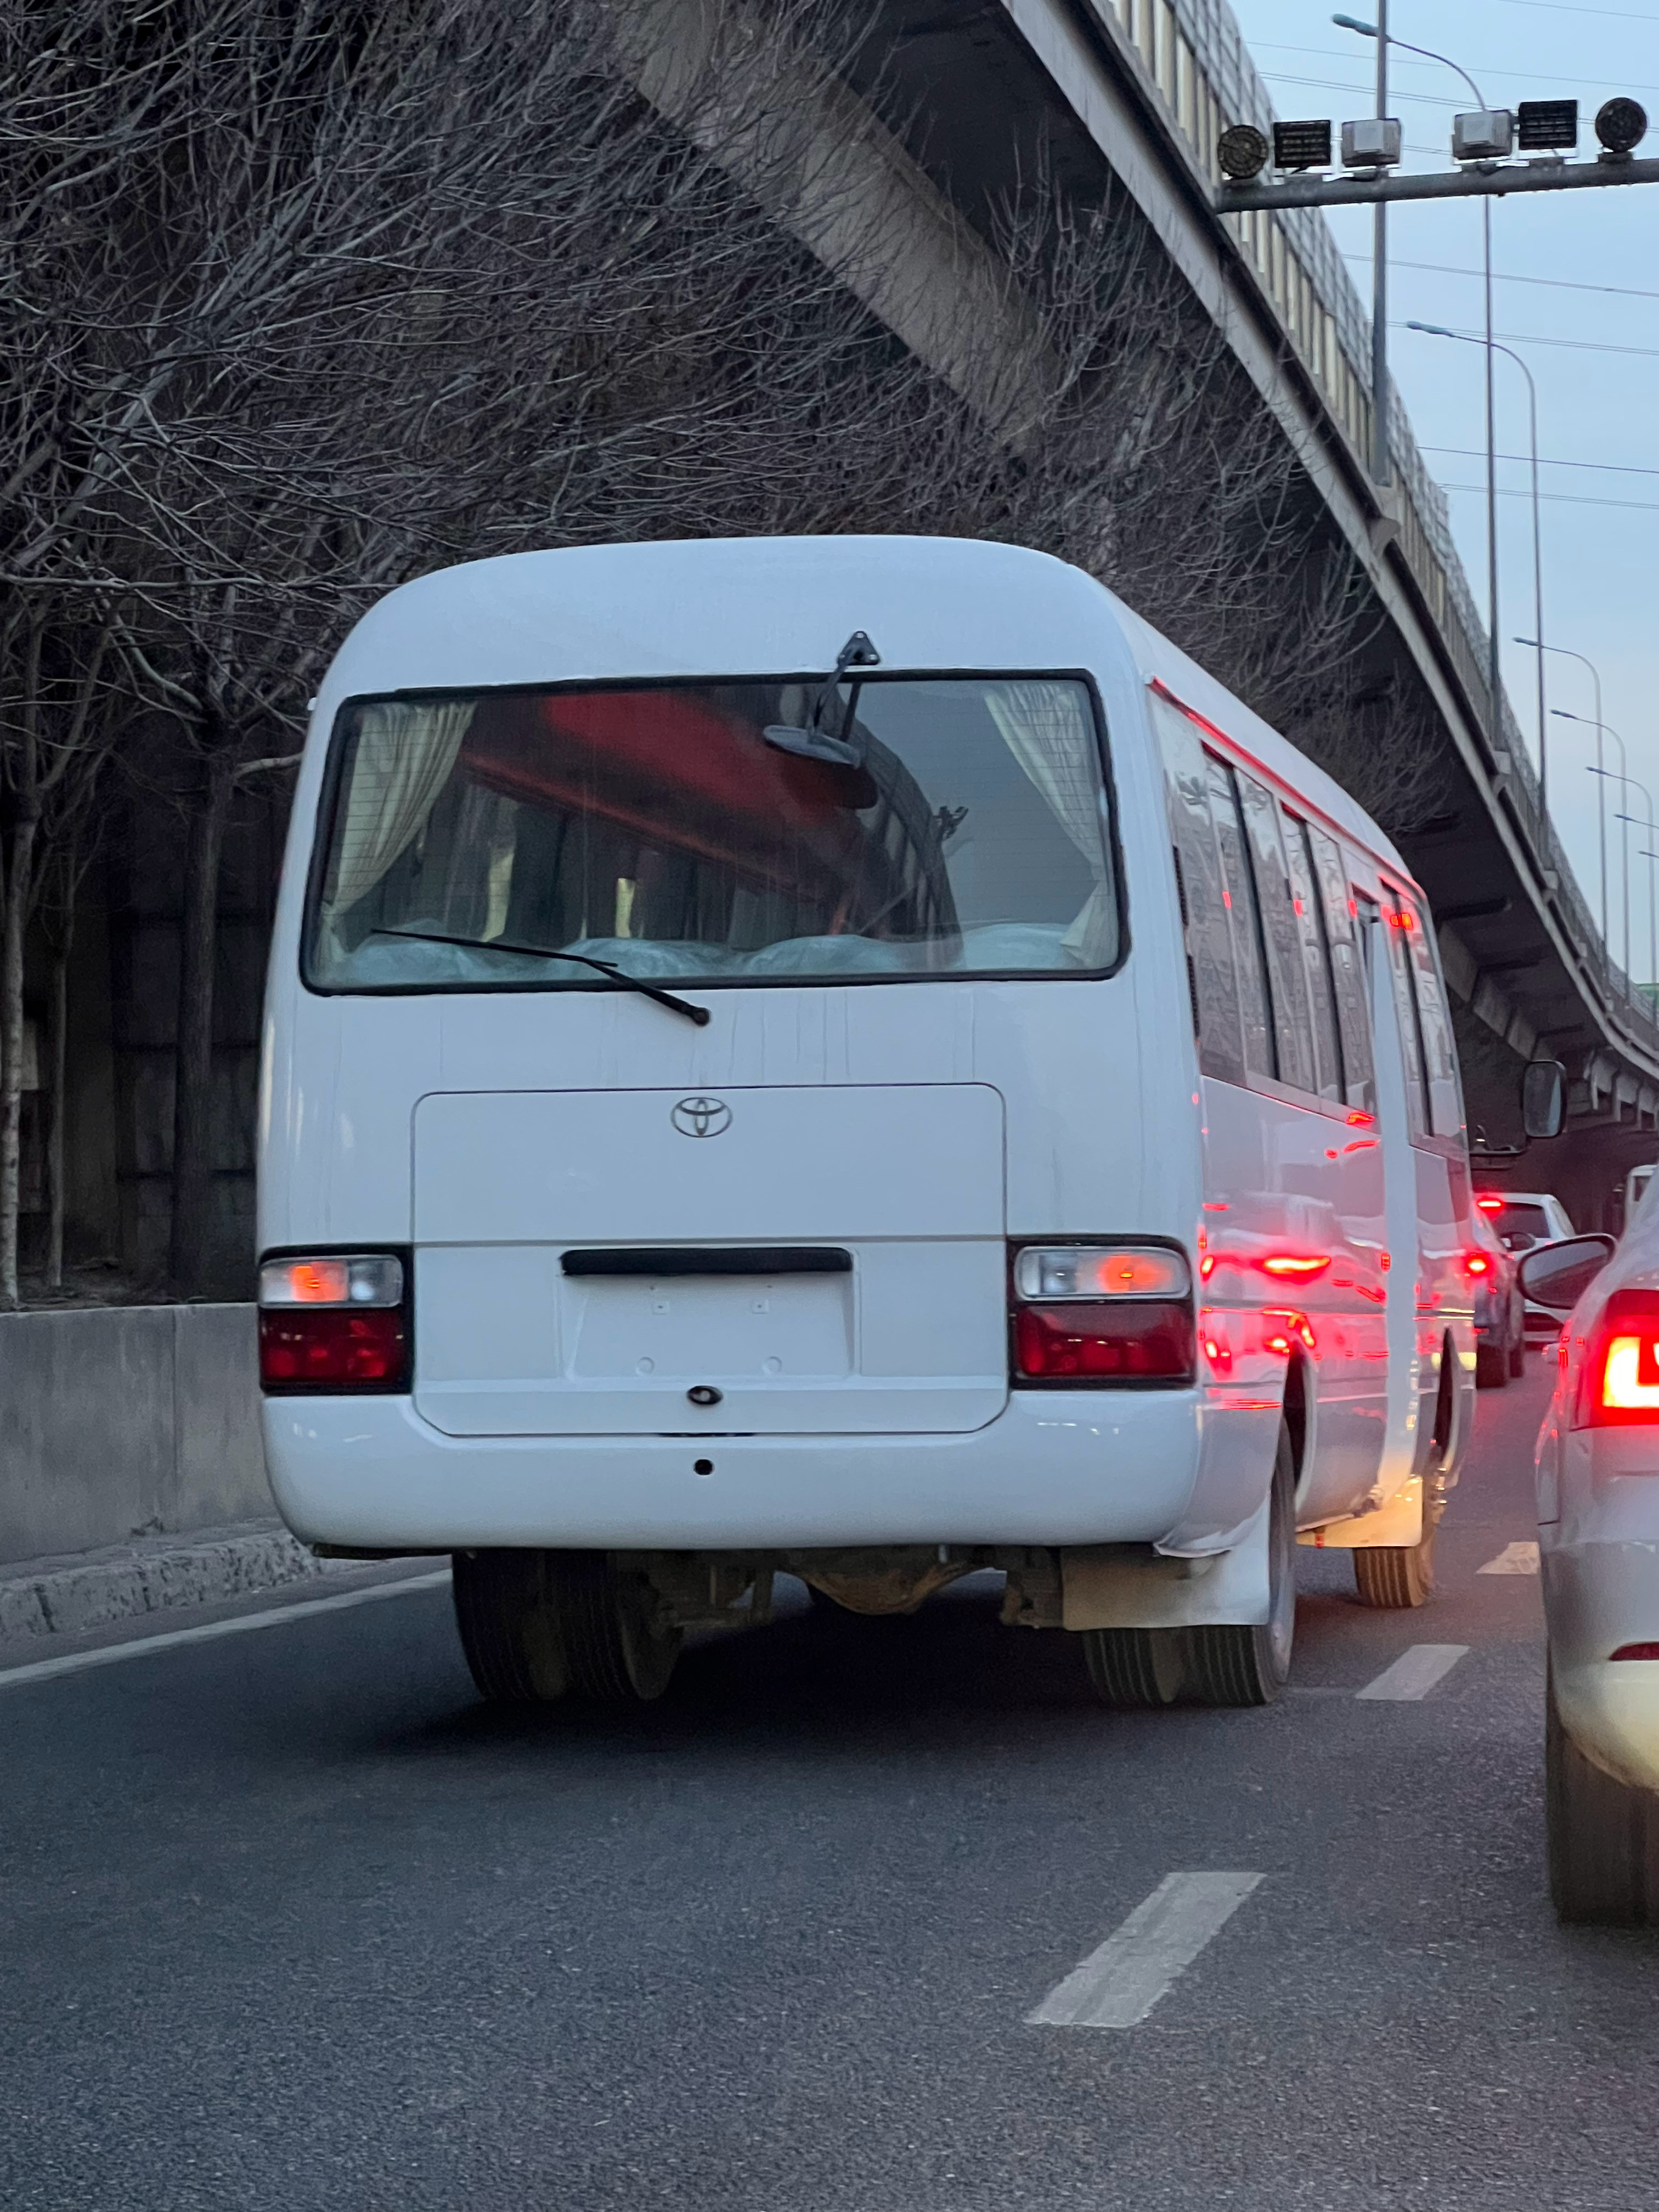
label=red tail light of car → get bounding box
[258,1252,410,1393]
[1578,1289,1659,1429]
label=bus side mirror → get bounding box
[1517,1234,1615,1316]
[1521,1059,1566,1139]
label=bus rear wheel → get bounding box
[549,1554,682,1703]
[1082,1626,1188,1707]
[1183,1423,1296,1707]
[452,1549,570,1706]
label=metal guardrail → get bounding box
[1094,0,1659,1062]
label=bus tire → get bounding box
[452,1549,569,1705]
[551,1554,682,1703]
[1548,1668,1659,1924]
[1082,1626,1187,1707]
[1352,1497,1439,1607]
[1184,1423,1296,1708]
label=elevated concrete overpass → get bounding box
[633,0,1659,1226]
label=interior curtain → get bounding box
[326,700,475,915]
[982,680,1114,962]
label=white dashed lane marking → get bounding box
[1355,1644,1469,1700]
[1479,1541,1540,1575]
[1027,1872,1264,2029]
[0,1571,453,1694]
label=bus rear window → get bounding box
[306,675,1119,990]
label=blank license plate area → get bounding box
[566,1269,851,1381]
[412,1238,1008,1435]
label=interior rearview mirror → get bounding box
[1521,1059,1566,1140]
[1517,1233,1616,1317]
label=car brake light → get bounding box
[1014,1302,1195,1381]
[1579,1288,1659,1428]
[1476,1194,1504,1213]
[1610,1643,1659,1661]
[258,1252,409,1392]
[1466,1252,1492,1278]
[1009,1244,1194,1384]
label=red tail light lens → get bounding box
[1580,1289,1659,1428]
[1466,1252,1492,1278]
[259,1308,408,1390]
[258,1251,409,1393]
[1610,1643,1659,1661]
[1014,1301,1195,1383]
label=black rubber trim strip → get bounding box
[560,1247,853,1278]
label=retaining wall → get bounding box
[1,1304,269,1565]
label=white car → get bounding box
[1523,1229,1659,1922]
[1480,1190,1577,1341]
[1480,1189,1575,1255]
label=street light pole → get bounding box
[1582,731,1634,983]
[1373,0,1390,483]
[1411,326,1547,812]
[1336,24,1500,730]
[1525,644,1604,936]
[1615,784,1658,986]
[1641,855,1659,1002]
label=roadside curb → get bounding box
[0,1522,363,1644]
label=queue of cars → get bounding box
[1469,1204,1526,1389]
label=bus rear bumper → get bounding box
[261,1389,1206,1553]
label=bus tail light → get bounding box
[1010,1244,1194,1385]
[1579,1289,1659,1429]
[258,1252,409,1393]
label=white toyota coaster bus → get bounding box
[258,535,1481,1708]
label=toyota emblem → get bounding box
[671,1095,732,1138]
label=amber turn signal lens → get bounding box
[1012,1245,1190,1300]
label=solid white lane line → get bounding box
[0,1570,452,1694]
[1479,1540,1540,1575]
[1027,1872,1264,2029]
[1355,1643,1468,1701]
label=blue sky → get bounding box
[1227,0,1658,971]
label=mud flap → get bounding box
[1062,1483,1274,1630]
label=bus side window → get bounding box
[1308,826,1375,1115]
[1402,896,1465,1137]
[1282,810,1343,1104]
[1153,698,1245,1082]
[1205,757,1276,1084]
[1381,889,1431,1139]
[1237,770,1317,1094]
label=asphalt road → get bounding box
[3,1358,1653,2212]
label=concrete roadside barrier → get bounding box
[0,1304,387,1643]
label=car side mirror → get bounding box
[1517,1233,1616,1316]
[1521,1059,1566,1139]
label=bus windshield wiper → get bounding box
[373,927,711,1025]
